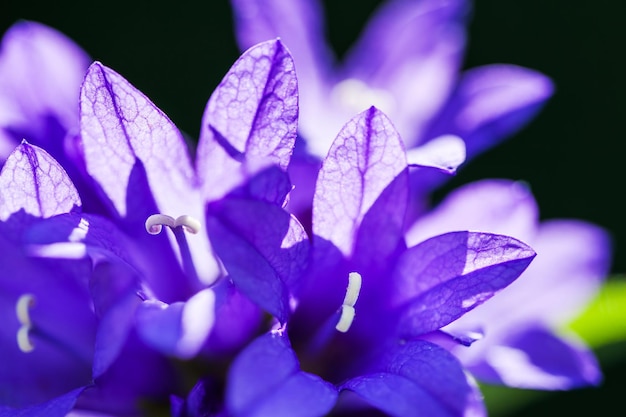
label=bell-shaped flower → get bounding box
[218,107,537,417]
[406,179,612,389]
[74,37,309,362]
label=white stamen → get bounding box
[342,272,362,307]
[16,294,35,326]
[16,294,36,353]
[335,272,362,333]
[17,325,35,353]
[145,214,202,235]
[335,305,356,333]
[174,215,201,234]
[145,214,176,234]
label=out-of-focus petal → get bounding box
[406,179,539,247]
[406,134,466,173]
[0,387,87,417]
[425,64,554,158]
[465,325,602,389]
[341,339,480,417]
[0,141,80,220]
[313,107,408,265]
[0,21,90,159]
[392,231,535,337]
[197,39,298,201]
[226,332,337,417]
[342,0,468,147]
[136,289,216,359]
[207,198,309,322]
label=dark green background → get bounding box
[2,1,625,415]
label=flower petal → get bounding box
[466,325,602,389]
[0,387,87,417]
[406,134,466,173]
[392,231,536,337]
[341,340,482,417]
[136,288,216,359]
[229,0,333,150]
[197,39,298,201]
[426,64,554,158]
[80,61,197,220]
[226,332,337,417]
[312,107,408,263]
[0,141,80,220]
[80,62,220,287]
[206,197,309,322]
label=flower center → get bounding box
[331,78,396,116]
[145,214,202,284]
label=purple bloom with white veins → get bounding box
[218,107,537,417]
[406,179,612,389]
[230,0,554,204]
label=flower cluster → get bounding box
[0,1,610,416]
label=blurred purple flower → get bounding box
[406,180,611,389]
[229,0,554,212]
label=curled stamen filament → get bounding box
[335,272,362,333]
[145,214,201,235]
[16,294,36,353]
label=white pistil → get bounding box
[335,272,362,333]
[145,214,201,235]
[15,294,36,353]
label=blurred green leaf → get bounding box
[567,277,626,348]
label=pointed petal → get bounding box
[342,340,481,417]
[136,289,216,359]
[0,141,80,220]
[229,0,333,148]
[392,231,535,337]
[0,387,87,417]
[80,61,197,219]
[313,107,408,261]
[197,39,298,200]
[227,332,337,417]
[449,219,611,336]
[0,21,90,157]
[206,198,309,322]
[406,134,466,173]
[342,0,468,146]
[467,325,601,389]
[426,64,554,158]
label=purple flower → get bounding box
[0,142,174,415]
[229,0,554,211]
[217,107,537,416]
[406,180,611,389]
